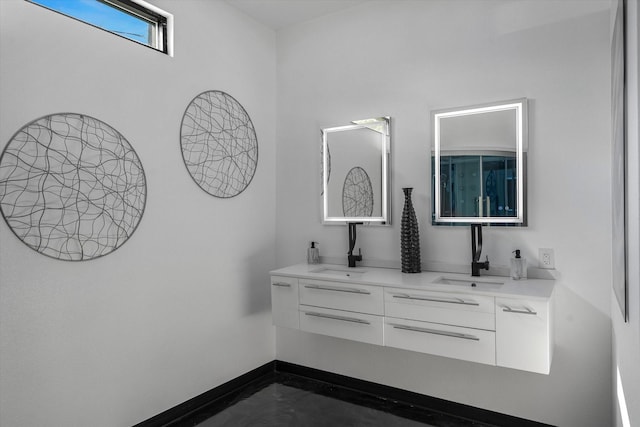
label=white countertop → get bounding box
[270,263,555,300]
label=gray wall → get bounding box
[275,1,612,426]
[0,1,277,425]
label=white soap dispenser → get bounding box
[307,241,320,264]
[510,249,527,280]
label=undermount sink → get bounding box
[310,267,367,278]
[432,276,504,289]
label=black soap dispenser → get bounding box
[307,241,320,264]
[510,249,527,280]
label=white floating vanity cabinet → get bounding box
[271,264,555,375]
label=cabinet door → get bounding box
[271,276,299,329]
[496,298,552,374]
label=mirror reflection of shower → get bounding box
[438,154,517,218]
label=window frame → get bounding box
[26,0,174,56]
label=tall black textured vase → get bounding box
[401,187,421,273]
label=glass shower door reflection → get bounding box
[437,154,517,220]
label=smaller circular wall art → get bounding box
[0,113,147,261]
[180,90,258,198]
[342,166,374,217]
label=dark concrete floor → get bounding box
[173,373,495,427]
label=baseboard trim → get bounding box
[132,361,275,427]
[134,359,555,427]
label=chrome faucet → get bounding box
[347,222,363,267]
[471,224,489,276]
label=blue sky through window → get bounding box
[30,0,152,46]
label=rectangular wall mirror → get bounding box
[322,117,391,224]
[432,99,528,225]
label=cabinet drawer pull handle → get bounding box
[389,323,480,341]
[392,293,479,306]
[304,311,370,325]
[304,284,371,295]
[502,305,537,315]
[272,282,292,287]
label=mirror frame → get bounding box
[322,117,391,225]
[432,99,528,225]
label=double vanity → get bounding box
[281,97,552,374]
[271,264,554,375]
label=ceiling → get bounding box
[224,0,368,30]
[223,1,613,33]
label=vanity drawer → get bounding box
[384,317,496,366]
[271,276,299,329]
[299,279,383,315]
[299,305,383,345]
[385,288,495,331]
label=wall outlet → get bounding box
[538,248,555,269]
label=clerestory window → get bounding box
[27,0,173,56]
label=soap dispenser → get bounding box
[307,241,320,264]
[510,249,527,280]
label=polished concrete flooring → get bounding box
[174,373,495,427]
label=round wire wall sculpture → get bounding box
[0,113,147,261]
[342,166,374,217]
[180,90,258,198]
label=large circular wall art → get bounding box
[180,90,258,198]
[0,113,147,261]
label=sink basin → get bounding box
[310,267,366,278]
[432,276,504,289]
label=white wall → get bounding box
[612,1,640,426]
[0,1,276,426]
[275,1,613,426]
